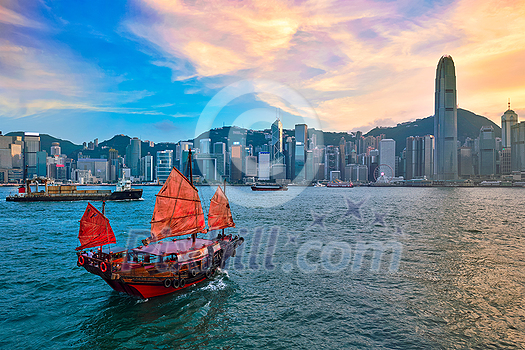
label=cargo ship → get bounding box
[6,177,142,202]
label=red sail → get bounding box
[149,167,206,242]
[208,186,235,231]
[76,203,116,250]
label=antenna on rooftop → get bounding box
[508,98,511,110]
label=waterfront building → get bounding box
[24,132,40,178]
[339,137,346,180]
[258,152,270,180]
[479,126,496,176]
[379,139,396,179]
[349,164,368,183]
[141,153,154,182]
[195,153,217,181]
[230,143,243,182]
[271,118,283,163]
[77,158,108,182]
[213,142,226,178]
[434,55,458,180]
[108,148,119,182]
[502,103,518,149]
[458,147,474,177]
[511,121,525,172]
[501,148,511,175]
[179,141,193,171]
[244,155,257,178]
[324,145,339,180]
[305,150,315,181]
[294,124,307,181]
[405,135,434,180]
[130,137,142,177]
[200,138,211,154]
[156,150,173,184]
[37,151,47,177]
[284,136,294,179]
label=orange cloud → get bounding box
[126,0,525,131]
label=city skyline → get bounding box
[1,1,525,144]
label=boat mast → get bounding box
[189,149,197,243]
[222,178,226,237]
[100,200,106,253]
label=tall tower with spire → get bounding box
[501,99,518,148]
[434,55,458,180]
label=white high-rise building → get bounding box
[258,152,270,180]
[379,139,396,179]
[156,150,173,183]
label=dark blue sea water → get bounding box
[1,186,525,349]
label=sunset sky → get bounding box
[1,0,525,144]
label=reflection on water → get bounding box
[78,274,236,349]
[2,186,525,349]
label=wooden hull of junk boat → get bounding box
[77,237,243,299]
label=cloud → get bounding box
[0,4,43,28]
[153,119,178,131]
[126,0,525,132]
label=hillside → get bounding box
[366,108,501,155]
[5,108,501,160]
[6,132,81,156]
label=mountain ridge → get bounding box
[5,108,502,158]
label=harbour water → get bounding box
[2,186,525,349]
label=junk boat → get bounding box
[76,150,243,299]
[6,177,142,202]
[251,184,288,191]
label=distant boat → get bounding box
[251,184,288,191]
[314,182,326,187]
[326,179,353,188]
[6,177,142,202]
[76,150,243,299]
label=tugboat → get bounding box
[76,150,243,299]
[107,177,143,200]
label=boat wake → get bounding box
[201,278,227,291]
[135,298,149,304]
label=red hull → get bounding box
[104,276,207,299]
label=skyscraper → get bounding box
[379,139,396,179]
[405,135,434,180]
[200,138,211,154]
[479,126,496,176]
[271,118,283,162]
[24,132,40,178]
[126,137,141,177]
[294,124,307,181]
[434,55,458,180]
[156,150,173,183]
[501,102,518,149]
[230,143,243,182]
